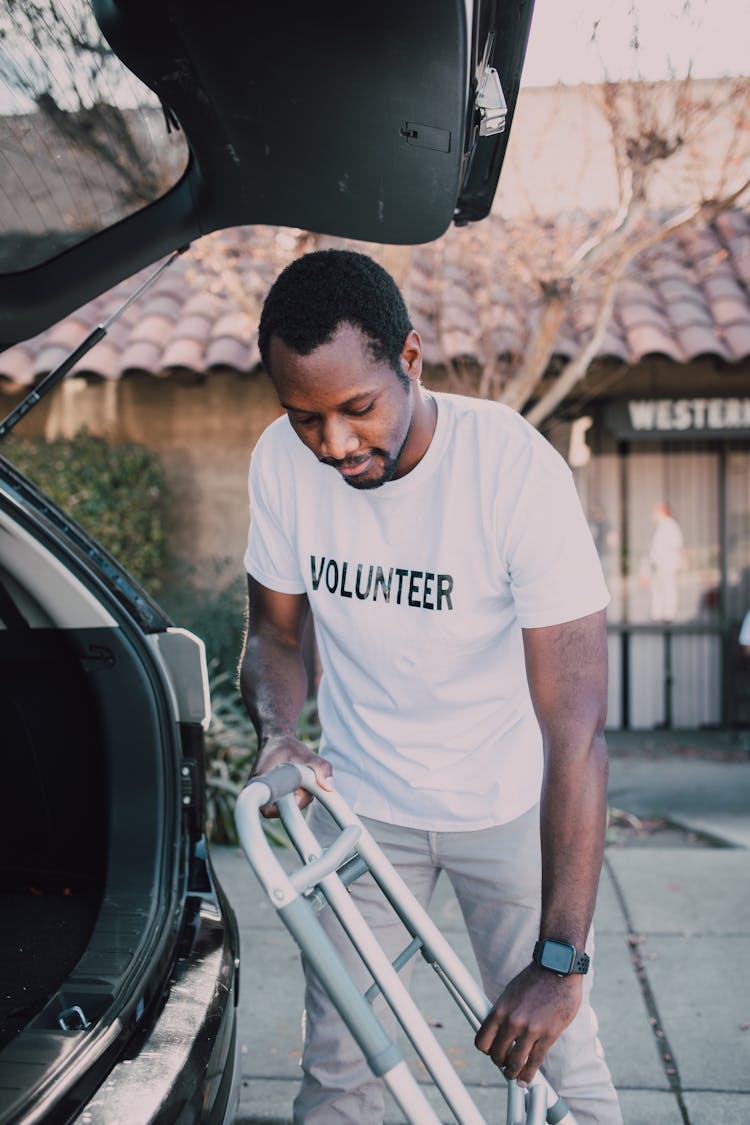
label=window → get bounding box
[0,0,188,273]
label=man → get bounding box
[648,501,684,622]
[240,250,622,1124]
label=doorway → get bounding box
[575,437,750,729]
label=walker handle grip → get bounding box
[245,763,303,805]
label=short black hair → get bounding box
[258,250,413,381]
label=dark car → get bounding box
[0,2,534,1121]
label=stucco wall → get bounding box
[6,366,454,590]
[8,369,282,589]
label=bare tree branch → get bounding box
[524,271,622,428]
[524,174,750,428]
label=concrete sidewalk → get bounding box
[211,732,750,1125]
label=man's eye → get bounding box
[348,402,374,417]
[291,414,317,426]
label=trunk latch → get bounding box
[476,66,507,136]
[58,1005,91,1031]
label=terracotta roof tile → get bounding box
[665,299,713,329]
[33,344,70,377]
[73,341,122,380]
[656,278,705,305]
[722,323,750,361]
[133,314,175,347]
[486,328,521,358]
[0,345,33,389]
[675,323,731,361]
[4,205,750,392]
[205,337,252,370]
[120,340,163,374]
[104,320,131,351]
[716,210,750,239]
[625,322,683,361]
[144,294,182,320]
[212,312,253,340]
[47,319,93,349]
[555,329,582,359]
[182,292,223,319]
[175,314,213,343]
[441,329,478,363]
[711,296,750,327]
[703,275,746,301]
[599,329,628,359]
[161,337,205,371]
[730,248,750,291]
[618,302,670,330]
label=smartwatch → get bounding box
[533,938,590,977]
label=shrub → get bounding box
[4,430,168,593]
[204,667,321,846]
[159,568,247,681]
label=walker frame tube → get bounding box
[235,764,577,1125]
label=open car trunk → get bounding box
[0,467,213,1121]
[0,626,107,1050]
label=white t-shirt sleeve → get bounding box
[740,610,750,646]
[243,432,307,594]
[504,443,610,629]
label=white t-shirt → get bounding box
[245,392,610,830]
[740,610,750,646]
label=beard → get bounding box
[322,420,413,491]
[342,449,399,490]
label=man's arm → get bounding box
[240,575,333,813]
[475,608,609,1085]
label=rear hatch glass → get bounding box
[0,0,188,273]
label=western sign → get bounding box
[605,398,750,440]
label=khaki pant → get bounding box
[292,803,622,1125]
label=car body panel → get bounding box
[0,467,240,1123]
[0,0,535,349]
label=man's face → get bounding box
[267,322,422,490]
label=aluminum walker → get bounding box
[235,762,577,1125]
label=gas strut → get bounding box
[0,247,187,442]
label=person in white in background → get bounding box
[739,609,750,655]
[648,502,684,621]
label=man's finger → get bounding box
[311,761,334,790]
[474,1010,502,1054]
[475,1014,520,1073]
[517,1037,550,1086]
[501,1033,535,1080]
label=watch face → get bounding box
[542,940,576,974]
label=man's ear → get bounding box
[400,329,423,383]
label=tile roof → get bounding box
[2,208,750,394]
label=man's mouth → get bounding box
[337,455,374,477]
[320,453,376,477]
[320,449,398,489]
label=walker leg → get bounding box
[527,1082,548,1125]
[507,1080,526,1124]
[383,1061,443,1125]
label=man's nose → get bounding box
[320,416,358,461]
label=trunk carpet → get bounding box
[0,885,99,1050]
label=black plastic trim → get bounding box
[0,459,171,632]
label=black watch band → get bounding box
[533,938,590,977]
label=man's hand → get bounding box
[475,964,583,1085]
[251,734,333,817]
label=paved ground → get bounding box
[211,730,750,1124]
